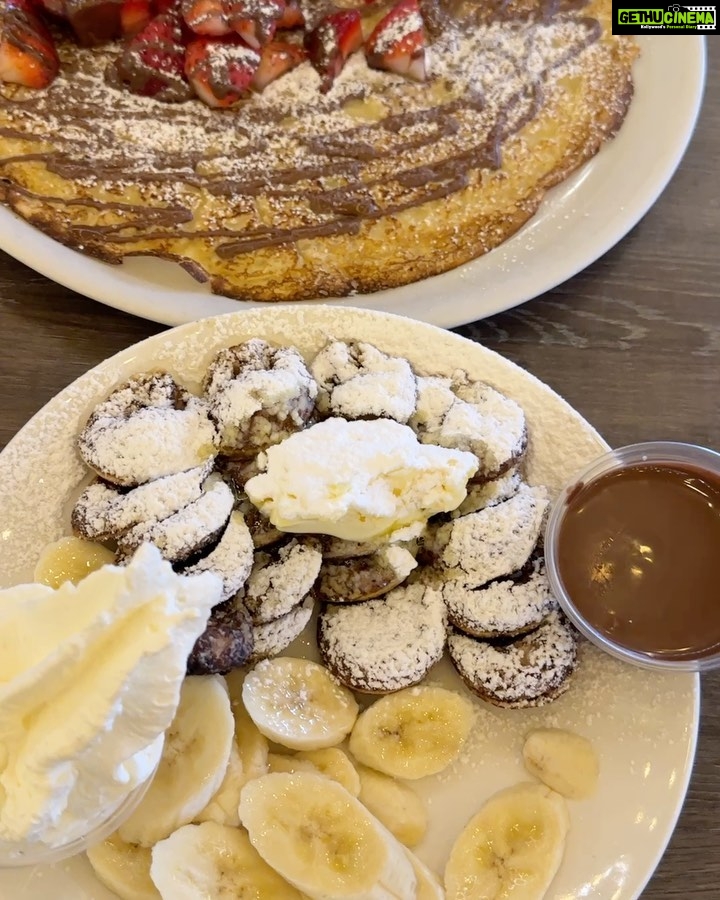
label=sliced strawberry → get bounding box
[276,0,303,28]
[225,0,283,48]
[66,0,124,46]
[0,0,59,88]
[156,0,178,10]
[365,0,426,81]
[181,0,229,34]
[114,11,193,100]
[251,38,304,91]
[121,0,152,34]
[185,35,259,107]
[305,8,361,93]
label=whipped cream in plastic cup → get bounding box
[0,543,224,867]
[0,755,160,867]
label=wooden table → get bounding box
[0,40,718,898]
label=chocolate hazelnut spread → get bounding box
[556,462,720,660]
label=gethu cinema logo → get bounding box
[617,4,716,25]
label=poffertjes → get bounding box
[0,0,638,301]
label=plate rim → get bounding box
[0,306,701,899]
[0,35,707,328]
[636,686,700,897]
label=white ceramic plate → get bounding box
[0,36,706,329]
[0,308,698,898]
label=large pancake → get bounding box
[0,0,637,301]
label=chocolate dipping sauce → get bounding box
[556,462,720,660]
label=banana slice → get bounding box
[268,748,361,797]
[349,686,474,780]
[194,739,244,827]
[240,772,417,900]
[225,667,246,705]
[34,536,115,588]
[118,675,234,846]
[150,821,303,899]
[404,850,445,900]
[297,749,361,797]
[235,714,270,787]
[86,832,159,900]
[226,673,271,787]
[357,765,427,847]
[522,728,600,800]
[242,657,359,751]
[444,783,569,900]
[268,752,318,775]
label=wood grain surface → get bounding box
[0,40,718,900]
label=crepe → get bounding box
[0,0,638,301]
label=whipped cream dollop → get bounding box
[245,418,479,541]
[0,543,222,849]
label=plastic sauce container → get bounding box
[545,442,720,672]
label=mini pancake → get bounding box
[249,597,315,662]
[428,483,548,587]
[187,598,255,675]
[411,375,527,481]
[315,545,417,604]
[71,461,214,542]
[442,555,557,639]
[242,538,323,625]
[78,373,218,487]
[182,510,255,602]
[310,340,418,423]
[447,611,578,709]
[203,340,317,458]
[116,475,233,565]
[318,584,447,693]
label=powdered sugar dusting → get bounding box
[443,557,557,637]
[117,474,233,563]
[206,43,260,84]
[371,9,424,55]
[204,340,317,456]
[317,545,417,602]
[71,460,213,541]
[183,509,255,601]
[448,609,577,707]
[431,483,548,585]
[247,600,314,661]
[77,374,218,487]
[452,468,522,517]
[319,583,447,692]
[311,340,418,422]
[243,538,323,624]
[411,374,527,476]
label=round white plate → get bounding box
[0,308,698,898]
[0,36,706,329]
